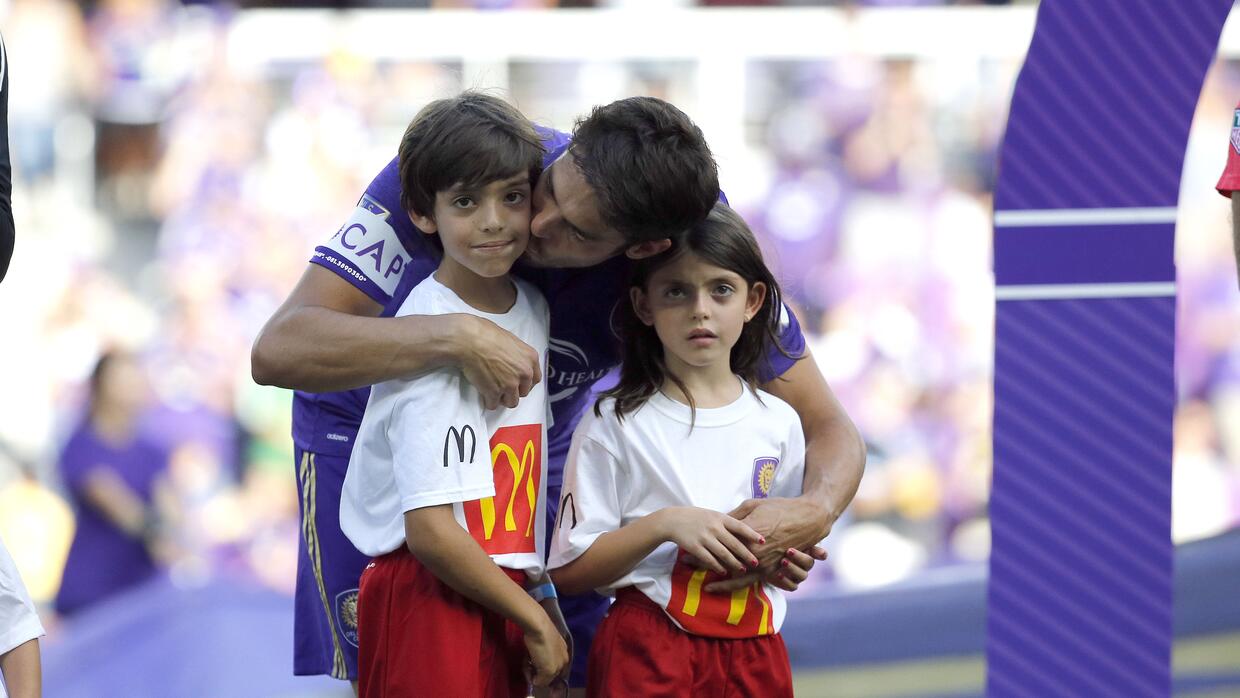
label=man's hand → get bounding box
[532,598,572,698]
[704,545,828,593]
[455,314,542,410]
[729,496,833,570]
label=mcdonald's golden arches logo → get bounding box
[463,424,542,556]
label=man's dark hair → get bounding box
[398,91,544,222]
[571,96,719,245]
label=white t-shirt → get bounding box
[548,384,806,638]
[0,532,44,698]
[341,274,551,578]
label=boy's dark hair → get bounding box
[597,202,800,423]
[571,97,719,245]
[398,91,544,224]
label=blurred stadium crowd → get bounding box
[0,0,1235,631]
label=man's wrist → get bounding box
[435,314,476,368]
[794,492,836,540]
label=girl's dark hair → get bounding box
[596,202,800,423]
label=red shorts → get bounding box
[357,547,528,698]
[587,587,793,698]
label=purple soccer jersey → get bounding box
[296,125,806,484]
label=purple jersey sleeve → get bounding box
[309,157,424,306]
[758,303,806,383]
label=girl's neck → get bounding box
[660,354,742,408]
[434,257,516,314]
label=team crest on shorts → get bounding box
[1231,110,1240,153]
[336,589,360,648]
[751,457,780,499]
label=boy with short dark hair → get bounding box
[340,91,569,697]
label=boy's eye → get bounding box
[663,286,686,299]
[452,196,474,208]
[571,229,587,243]
[505,191,527,204]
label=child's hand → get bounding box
[523,614,570,691]
[656,506,764,575]
[703,545,828,593]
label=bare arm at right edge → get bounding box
[250,265,541,408]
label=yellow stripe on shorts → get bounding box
[300,451,347,680]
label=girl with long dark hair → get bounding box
[548,203,810,696]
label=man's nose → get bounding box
[530,208,556,239]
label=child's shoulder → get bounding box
[394,275,455,317]
[512,276,549,316]
[749,386,801,426]
[576,396,632,443]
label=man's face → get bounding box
[524,151,629,269]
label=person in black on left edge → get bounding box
[0,32,13,285]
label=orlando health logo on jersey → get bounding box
[314,194,411,301]
[547,337,611,407]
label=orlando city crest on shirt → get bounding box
[751,457,780,499]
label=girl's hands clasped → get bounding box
[655,506,765,575]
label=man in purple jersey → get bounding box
[252,96,865,691]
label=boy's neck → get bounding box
[660,355,742,408]
[434,257,516,314]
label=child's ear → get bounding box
[744,282,767,322]
[630,287,655,326]
[409,209,437,235]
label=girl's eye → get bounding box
[452,197,474,208]
[571,229,587,242]
[505,191,527,204]
[664,287,686,299]
[714,285,735,296]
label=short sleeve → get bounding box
[770,411,807,500]
[384,373,496,512]
[0,534,44,656]
[310,158,427,304]
[758,303,807,383]
[547,418,625,569]
[1217,102,1240,197]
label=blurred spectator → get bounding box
[54,350,173,617]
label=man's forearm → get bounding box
[800,413,866,526]
[252,307,462,392]
[0,638,41,698]
[762,352,866,535]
